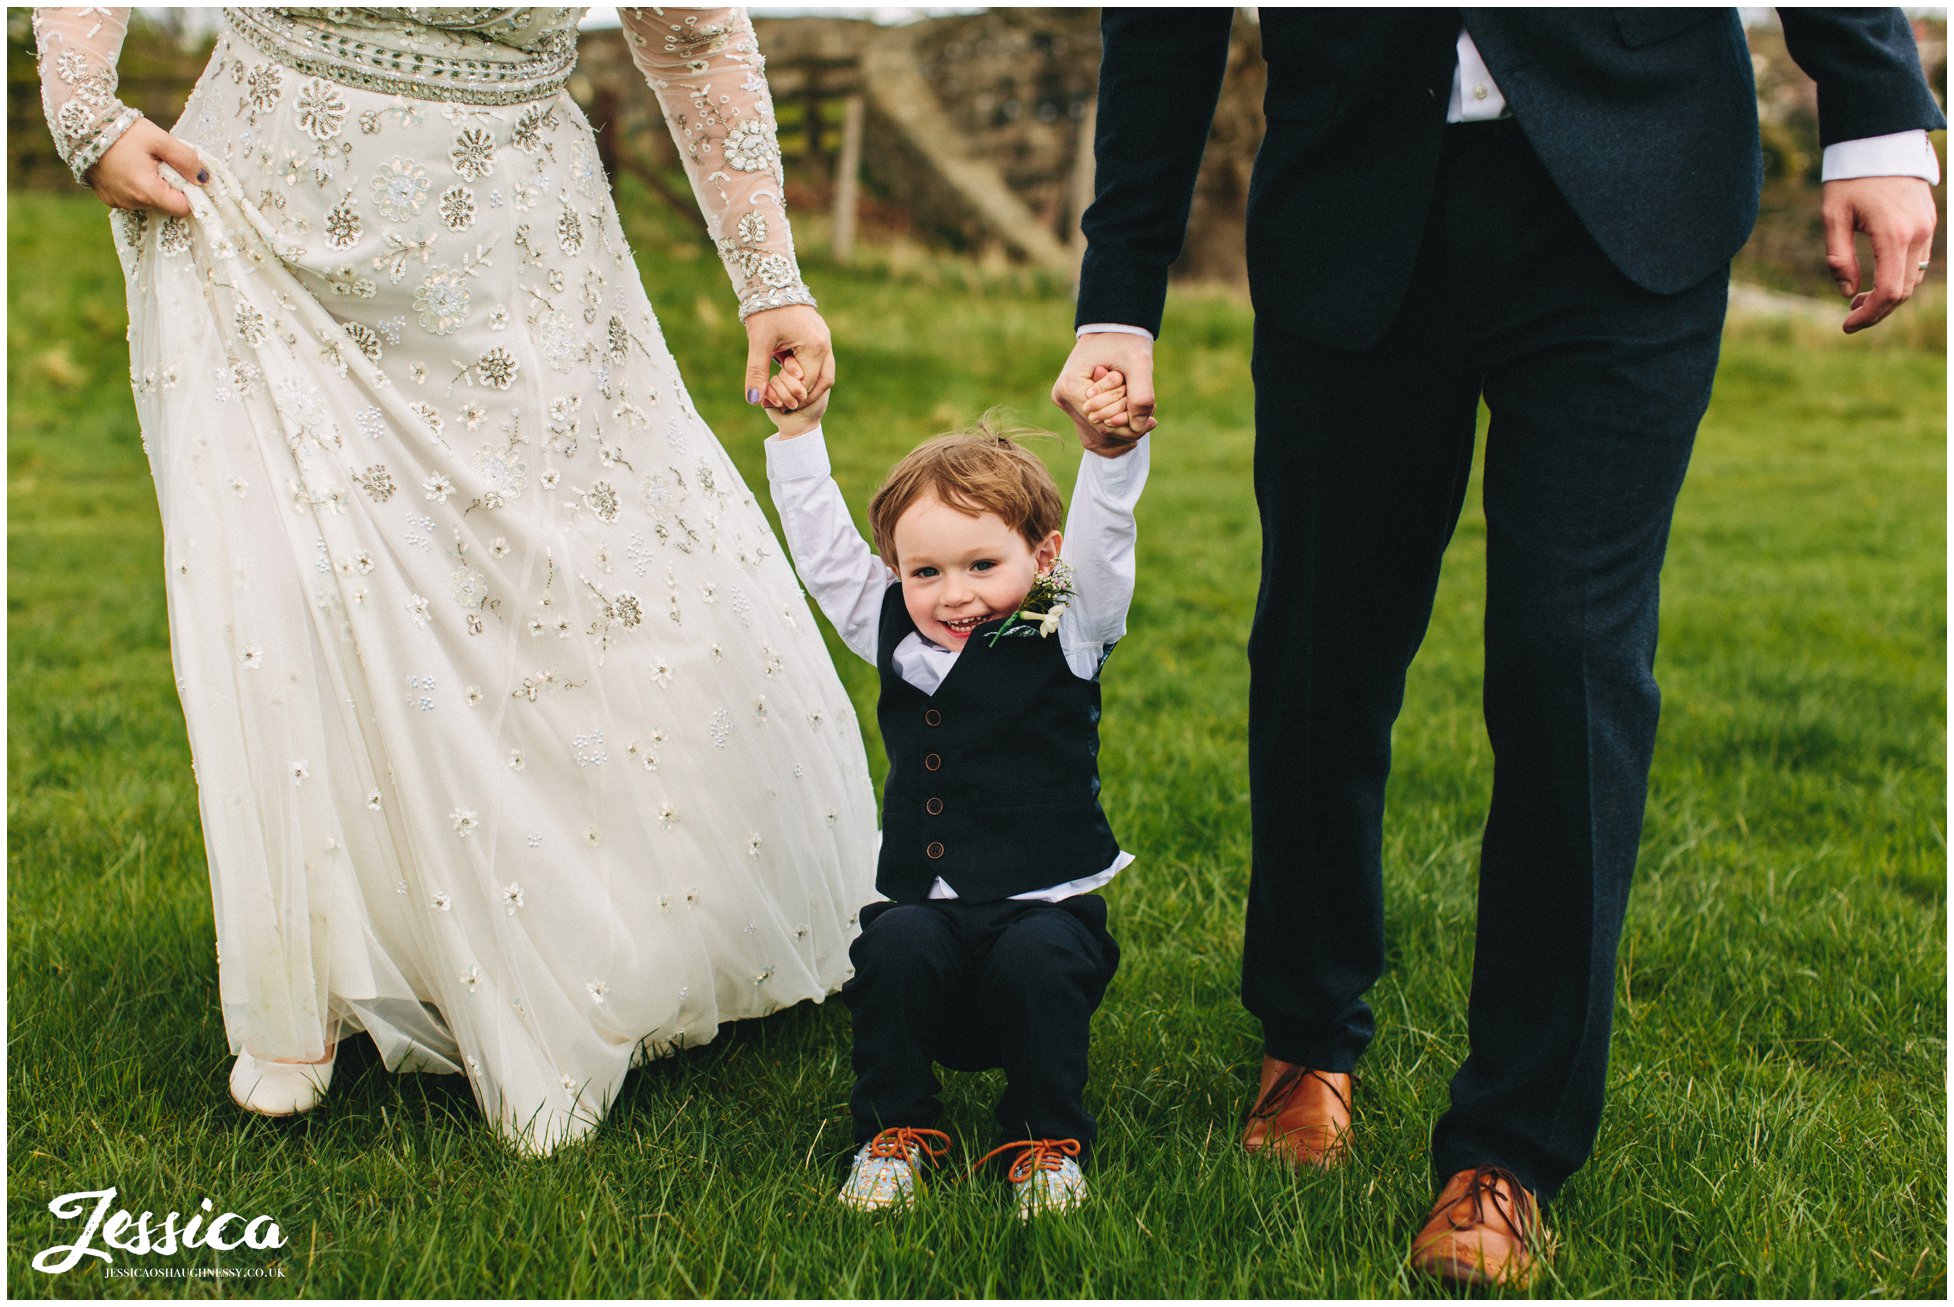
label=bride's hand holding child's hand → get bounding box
[87,120,207,216]
[763,355,828,438]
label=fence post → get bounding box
[1068,96,1097,288]
[832,92,865,263]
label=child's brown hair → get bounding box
[867,411,1065,565]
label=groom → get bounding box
[1053,8,1941,1288]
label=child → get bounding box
[761,362,1148,1218]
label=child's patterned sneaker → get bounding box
[837,1127,952,1212]
[976,1138,1088,1219]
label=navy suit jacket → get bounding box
[1076,8,1945,347]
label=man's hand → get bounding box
[1053,332,1156,453]
[1078,367,1141,458]
[88,119,206,216]
[1822,175,1938,334]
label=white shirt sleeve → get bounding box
[763,427,889,666]
[1821,130,1942,184]
[1059,435,1151,679]
[1075,323,1157,340]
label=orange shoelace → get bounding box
[864,1126,952,1165]
[966,1137,1082,1184]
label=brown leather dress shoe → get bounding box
[1407,1165,1554,1290]
[1240,1056,1353,1168]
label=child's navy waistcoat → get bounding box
[874,582,1120,903]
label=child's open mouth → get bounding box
[941,614,997,637]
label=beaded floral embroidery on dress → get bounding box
[34,3,874,1156]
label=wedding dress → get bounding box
[34,6,879,1155]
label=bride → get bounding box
[34,6,879,1155]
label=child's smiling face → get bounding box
[891,493,1061,649]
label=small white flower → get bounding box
[508,749,526,771]
[241,645,263,669]
[586,979,609,1005]
[367,789,383,810]
[465,685,484,707]
[748,833,762,856]
[291,760,310,784]
[541,468,560,490]
[659,805,677,829]
[584,828,601,847]
[430,891,452,911]
[451,808,479,838]
[501,882,525,914]
[490,536,511,558]
[423,473,455,503]
[460,965,482,992]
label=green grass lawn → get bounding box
[8,177,1945,1298]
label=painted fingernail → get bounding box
[196,168,209,183]
[746,388,760,404]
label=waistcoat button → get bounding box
[925,797,943,816]
[926,841,945,859]
[924,753,942,771]
[924,708,942,727]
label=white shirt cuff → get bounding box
[1822,130,1941,185]
[1078,432,1151,492]
[1076,323,1156,341]
[763,426,831,480]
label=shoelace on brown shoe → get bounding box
[864,1126,952,1165]
[967,1137,1081,1183]
[1443,1164,1544,1254]
[1245,1064,1356,1125]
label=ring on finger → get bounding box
[1919,260,1932,271]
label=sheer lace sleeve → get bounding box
[33,7,141,186]
[619,7,815,319]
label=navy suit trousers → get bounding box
[842,893,1119,1163]
[1242,119,1728,1202]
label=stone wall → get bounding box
[9,10,1943,296]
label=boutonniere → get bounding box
[987,559,1076,646]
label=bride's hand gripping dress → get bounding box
[34,5,879,1156]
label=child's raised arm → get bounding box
[1057,372,1151,672]
[763,393,889,666]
